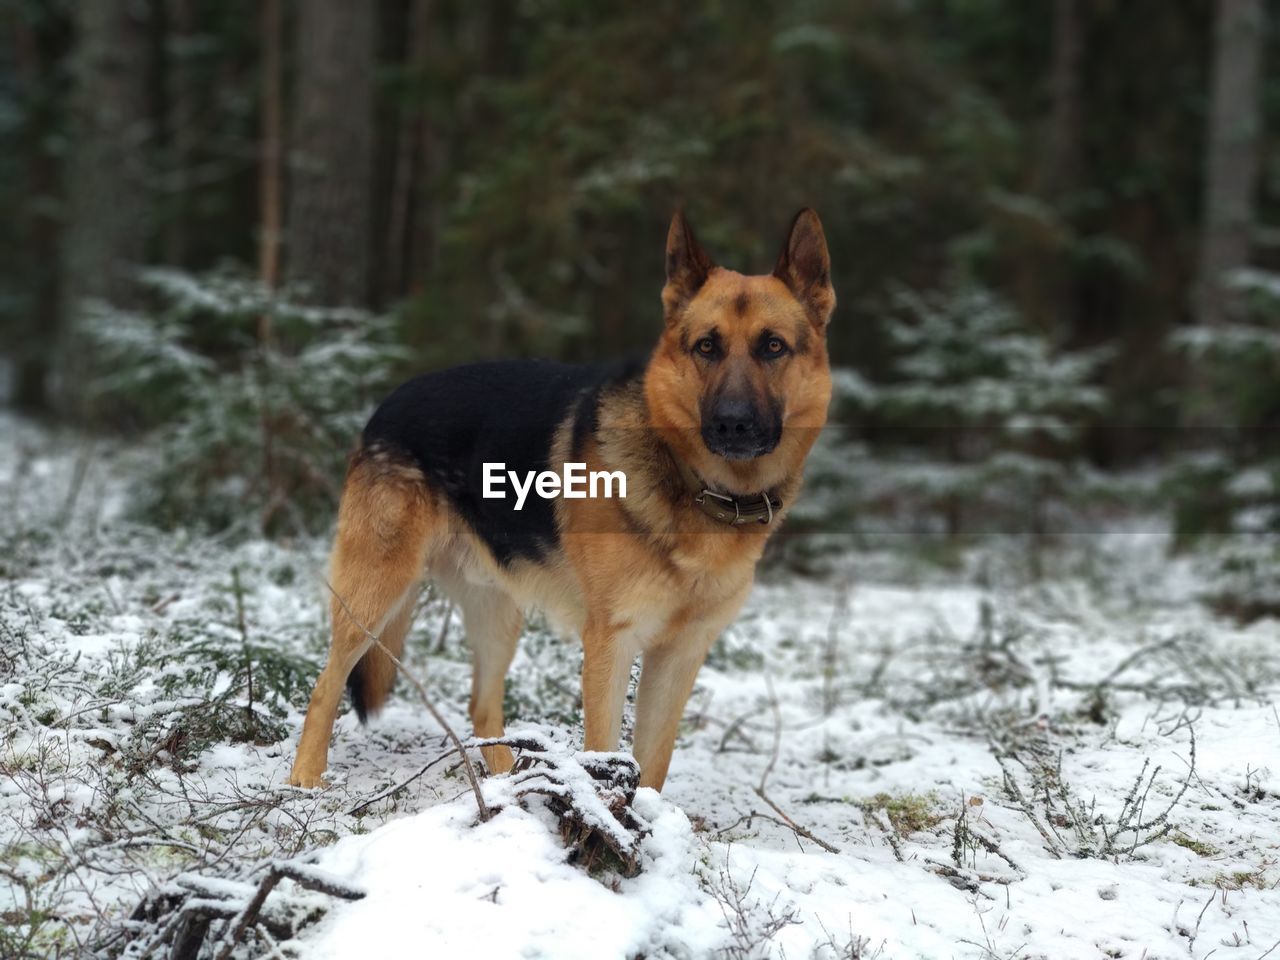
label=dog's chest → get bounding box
[439,497,763,648]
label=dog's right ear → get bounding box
[662,208,714,318]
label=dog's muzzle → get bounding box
[701,396,781,460]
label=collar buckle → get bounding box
[679,457,779,527]
[695,488,741,523]
[697,487,775,525]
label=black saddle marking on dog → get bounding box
[362,359,642,566]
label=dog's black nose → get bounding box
[702,397,779,460]
[708,397,754,435]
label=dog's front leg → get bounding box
[631,581,750,790]
[580,617,633,753]
[631,630,717,790]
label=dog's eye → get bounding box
[695,337,717,357]
[763,336,787,356]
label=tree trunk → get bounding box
[1042,0,1082,200]
[1012,0,1083,343]
[1195,0,1265,330]
[61,1,153,416]
[162,0,197,267]
[383,0,434,303]
[9,7,63,413]
[286,0,375,306]
[259,0,284,297]
[64,4,152,310]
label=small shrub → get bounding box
[1168,272,1280,621]
[787,286,1113,574]
[82,267,409,537]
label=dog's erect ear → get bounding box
[662,208,714,318]
[773,208,835,330]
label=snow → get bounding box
[308,787,725,960]
[2,412,1280,959]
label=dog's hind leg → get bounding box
[289,455,436,788]
[454,583,522,774]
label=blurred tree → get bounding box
[0,0,1270,500]
[1024,0,1083,341]
[406,1,1029,365]
[286,0,374,305]
[80,267,408,536]
[258,0,283,297]
[161,0,197,266]
[382,0,435,303]
[63,3,151,306]
[4,1,68,413]
[847,285,1108,545]
[1042,0,1083,200]
[61,2,153,409]
[1195,0,1266,339]
[1170,269,1280,619]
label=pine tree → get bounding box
[849,285,1109,543]
[81,268,407,536]
[1172,268,1280,619]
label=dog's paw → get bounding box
[287,769,329,790]
[480,743,516,777]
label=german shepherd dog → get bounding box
[289,208,835,791]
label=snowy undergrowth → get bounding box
[2,413,1279,959]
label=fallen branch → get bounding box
[215,860,365,960]
[475,732,648,876]
[129,857,363,960]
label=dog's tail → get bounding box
[346,642,398,722]
[329,446,432,723]
[338,564,418,723]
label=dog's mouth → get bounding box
[700,424,781,461]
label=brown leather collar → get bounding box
[673,457,781,526]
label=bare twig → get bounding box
[717,707,765,753]
[231,567,255,735]
[323,576,490,821]
[995,724,1196,861]
[1191,885,1216,946]
[823,579,852,716]
[752,676,840,854]
[993,748,1065,860]
[57,439,95,529]
[346,749,456,817]
[432,599,454,655]
[708,863,802,959]
[133,858,364,960]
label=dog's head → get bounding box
[644,208,835,494]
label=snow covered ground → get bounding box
[2,413,1279,959]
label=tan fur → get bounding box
[290,456,436,788]
[289,209,835,792]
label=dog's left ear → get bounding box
[773,208,835,330]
